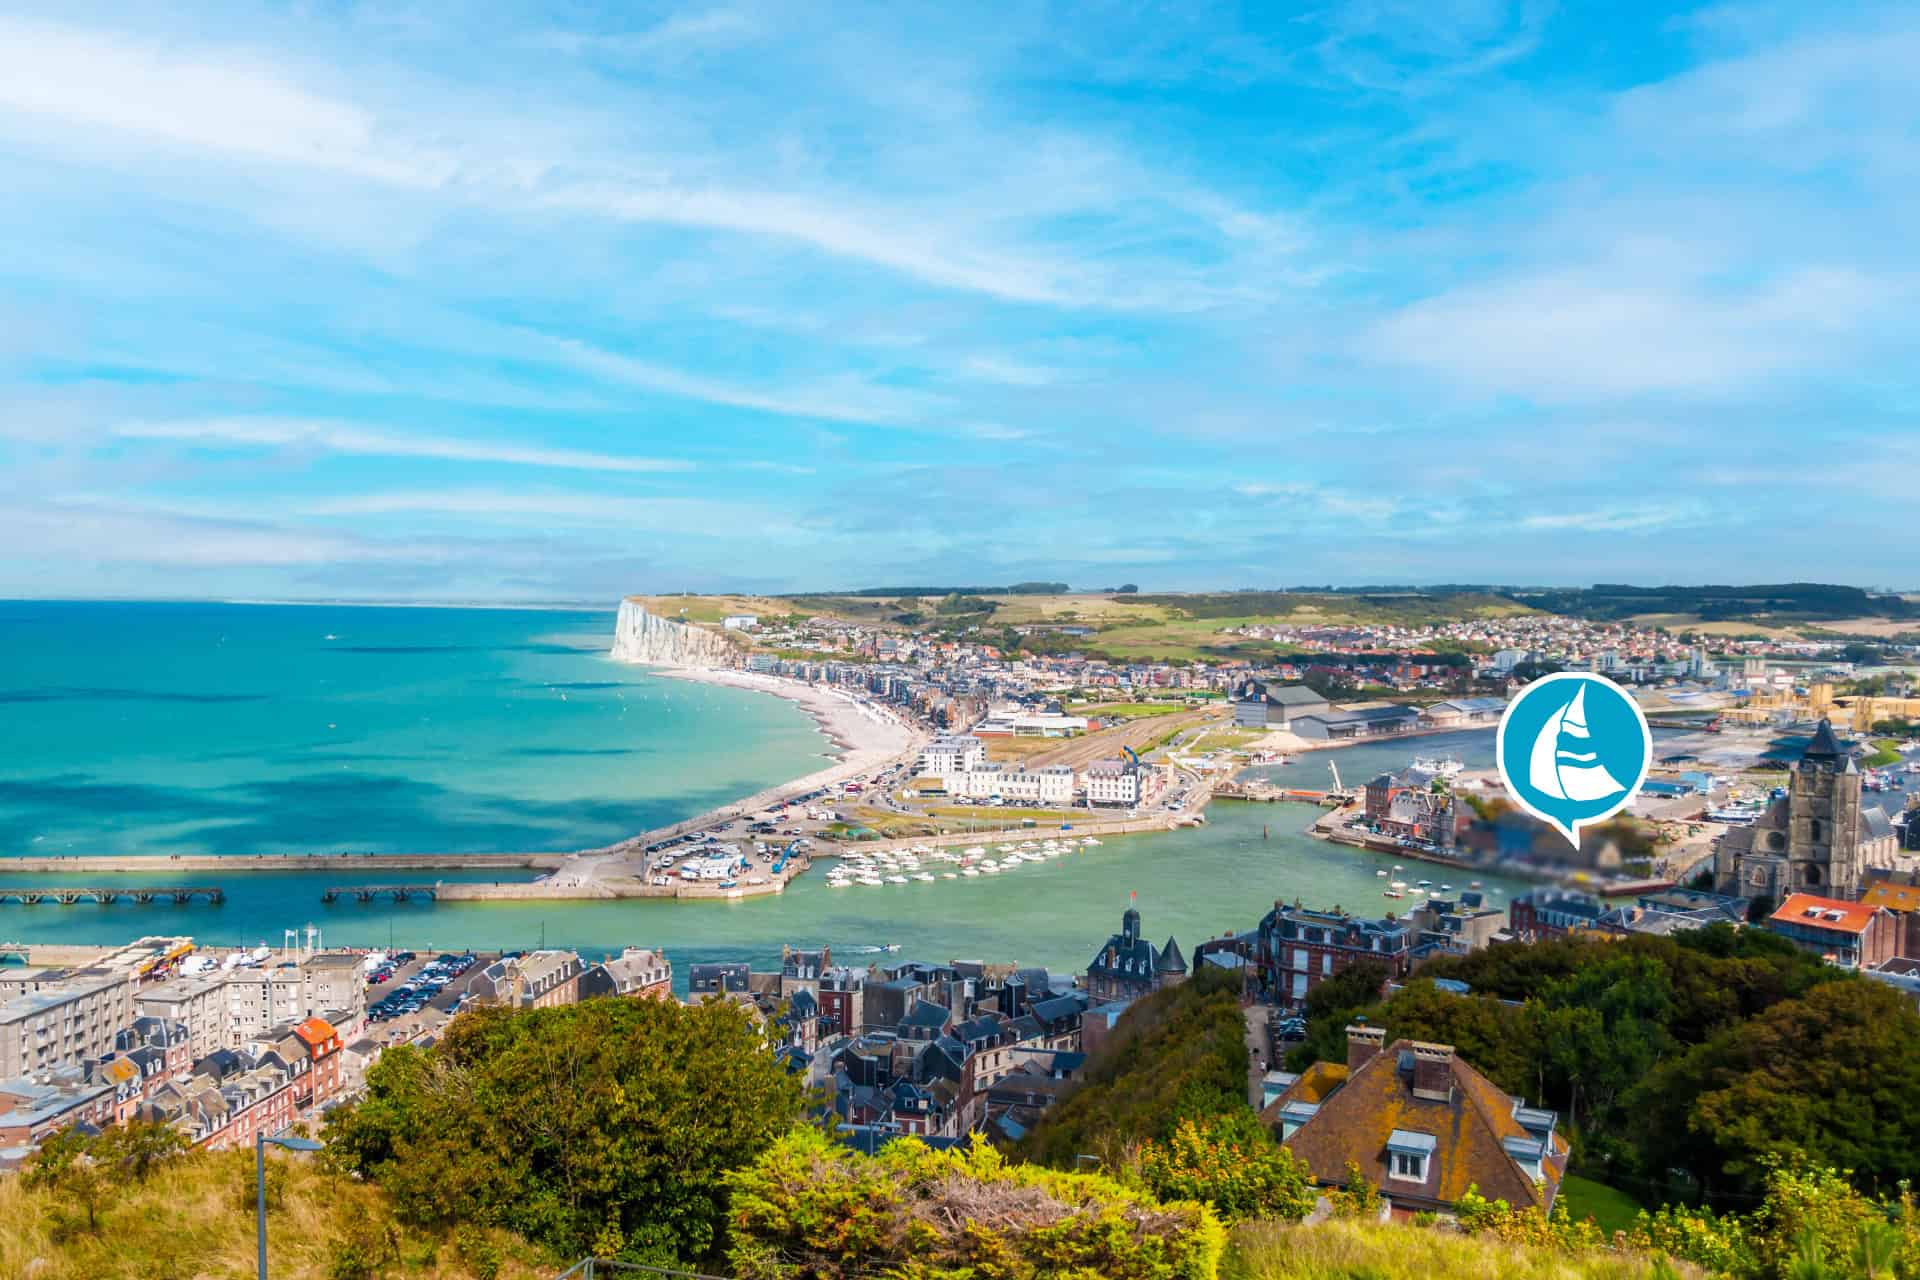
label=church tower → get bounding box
[1788,719,1866,896]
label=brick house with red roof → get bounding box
[1764,893,1898,970]
[290,1016,343,1110]
[1261,1024,1568,1218]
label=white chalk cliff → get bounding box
[609,599,739,668]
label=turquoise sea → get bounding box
[0,600,829,857]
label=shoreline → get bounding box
[524,664,927,894]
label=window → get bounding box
[1391,1151,1427,1181]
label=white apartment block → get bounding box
[0,971,134,1079]
[919,735,987,782]
[139,959,368,1060]
[947,763,1075,805]
[1084,759,1149,807]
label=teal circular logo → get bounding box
[1496,672,1651,846]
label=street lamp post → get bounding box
[256,1130,324,1279]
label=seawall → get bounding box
[0,853,568,874]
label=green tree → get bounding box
[1635,981,1920,1199]
[325,994,809,1268]
[23,1125,115,1237]
[93,1118,189,1183]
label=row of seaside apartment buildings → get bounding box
[917,734,1163,807]
[5,867,1909,1172]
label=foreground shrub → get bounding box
[325,994,809,1267]
[726,1126,1227,1279]
[1131,1112,1315,1224]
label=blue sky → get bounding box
[1,0,1914,601]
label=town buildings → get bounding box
[0,970,135,1079]
[1256,902,1412,1007]
[580,948,674,1001]
[1233,681,1331,729]
[1715,720,1902,900]
[1084,906,1185,1002]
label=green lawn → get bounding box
[1559,1175,1644,1235]
[1071,702,1191,720]
[1866,738,1903,768]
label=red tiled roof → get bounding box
[292,1016,337,1046]
[1770,893,1883,936]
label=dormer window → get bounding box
[1386,1130,1435,1182]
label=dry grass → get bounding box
[978,594,1181,625]
[630,593,794,624]
[1227,1219,1676,1280]
[0,1146,554,1280]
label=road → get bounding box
[1243,1004,1272,1108]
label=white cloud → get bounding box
[533,333,939,426]
[0,17,453,188]
[1369,266,1886,399]
[115,418,692,473]
[1519,504,1705,532]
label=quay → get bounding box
[0,852,568,874]
[0,885,226,906]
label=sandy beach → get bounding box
[536,665,925,889]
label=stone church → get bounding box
[1715,719,1901,901]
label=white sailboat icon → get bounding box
[1527,683,1628,804]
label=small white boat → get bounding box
[914,873,935,882]
[981,865,1000,875]
[1376,870,1389,878]
[941,872,958,880]
[887,875,909,885]
[1082,837,1101,846]
[858,876,883,887]
[962,868,981,877]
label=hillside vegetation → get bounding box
[0,1139,554,1280]
[1019,966,1252,1167]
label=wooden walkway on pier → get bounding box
[320,884,441,904]
[0,886,225,905]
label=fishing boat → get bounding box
[1376,870,1389,877]
[1383,890,1404,899]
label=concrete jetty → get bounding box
[0,853,567,874]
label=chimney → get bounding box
[1410,1041,1454,1102]
[1346,1023,1386,1073]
